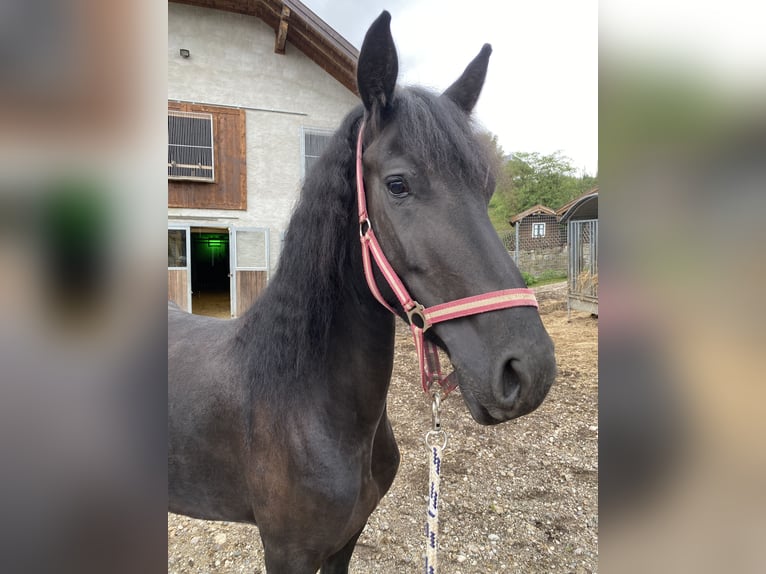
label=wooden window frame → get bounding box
[168,101,246,210]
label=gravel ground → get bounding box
[168,282,598,573]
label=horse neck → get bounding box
[323,226,398,423]
[239,188,397,427]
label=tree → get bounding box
[488,147,597,232]
[509,151,577,210]
[480,132,516,230]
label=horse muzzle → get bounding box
[444,312,557,425]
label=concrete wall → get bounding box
[167,3,359,275]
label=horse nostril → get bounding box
[497,358,522,406]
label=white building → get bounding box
[167,0,358,317]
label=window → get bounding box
[167,103,245,210]
[302,128,333,176]
[167,229,188,268]
[532,222,546,238]
[168,111,215,181]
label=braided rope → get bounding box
[425,428,447,574]
[425,443,442,574]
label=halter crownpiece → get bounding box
[355,120,538,395]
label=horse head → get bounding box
[355,12,556,425]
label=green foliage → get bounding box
[521,271,535,286]
[521,270,568,287]
[483,133,597,233]
[488,192,515,231]
[505,151,595,214]
[535,269,568,285]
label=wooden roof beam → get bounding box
[275,5,290,54]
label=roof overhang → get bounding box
[557,188,598,222]
[509,204,556,225]
[170,0,359,94]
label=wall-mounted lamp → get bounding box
[180,48,190,58]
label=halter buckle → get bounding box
[406,302,430,332]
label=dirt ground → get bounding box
[168,282,598,573]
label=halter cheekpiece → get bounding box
[355,120,539,396]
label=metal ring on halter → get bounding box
[406,302,430,331]
[425,429,448,451]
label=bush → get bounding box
[521,270,567,287]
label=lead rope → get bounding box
[425,393,447,574]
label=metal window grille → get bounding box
[168,111,215,182]
[302,129,333,176]
[568,219,598,301]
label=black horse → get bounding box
[169,11,556,573]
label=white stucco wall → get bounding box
[167,3,358,275]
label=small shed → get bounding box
[557,188,598,316]
[509,204,566,251]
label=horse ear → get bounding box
[357,11,398,114]
[443,44,492,113]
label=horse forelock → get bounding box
[389,87,495,191]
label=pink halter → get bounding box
[355,121,538,396]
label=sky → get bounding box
[303,0,598,176]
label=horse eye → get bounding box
[386,177,409,197]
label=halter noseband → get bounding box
[355,121,539,396]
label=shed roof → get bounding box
[509,204,556,225]
[557,187,598,222]
[170,0,359,94]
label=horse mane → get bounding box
[235,86,493,401]
[235,107,364,394]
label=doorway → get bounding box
[190,228,231,318]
